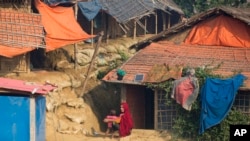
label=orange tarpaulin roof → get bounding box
[0,45,34,58]
[35,0,95,52]
[184,15,250,48]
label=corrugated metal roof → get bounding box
[0,77,57,95]
[102,41,250,89]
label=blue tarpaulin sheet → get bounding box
[0,94,30,141]
[0,94,46,141]
[78,0,102,21]
[36,96,46,141]
[43,0,74,6]
[199,74,246,134]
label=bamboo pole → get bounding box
[162,11,166,31]
[154,89,158,130]
[80,31,104,97]
[155,12,158,34]
[30,96,35,141]
[106,14,109,43]
[91,20,94,47]
[27,0,31,73]
[133,20,136,40]
[144,18,147,36]
[168,14,171,29]
[74,3,78,69]
[26,0,31,13]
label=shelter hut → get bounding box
[0,77,57,141]
[0,0,45,74]
[76,0,184,42]
[0,0,93,72]
[102,6,250,130]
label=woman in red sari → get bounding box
[119,102,133,137]
[104,102,133,138]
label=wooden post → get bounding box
[91,20,94,47]
[155,12,158,34]
[80,31,104,96]
[133,20,136,40]
[121,84,126,102]
[26,53,30,73]
[162,11,166,31]
[30,96,36,141]
[26,0,31,13]
[26,0,31,73]
[144,18,147,36]
[154,89,158,130]
[168,14,171,29]
[74,3,78,69]
[106,15,109,43]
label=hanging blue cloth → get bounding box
[199,74,246,134]
[43,0,75,6]
[78,0,102,21]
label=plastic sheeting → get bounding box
[36,96,46,141]
[43,0,75,6]
[35,0,94,51]
[78,0,102,21]
[0,77,57,94]
[0,94,46,141]
[0,94,30,141]
[199,74,246,134]
[0,45,34,58]
[184,15,250,48]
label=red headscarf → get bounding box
[119,102,134,137]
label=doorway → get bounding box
[126,85,154,129]
[145,88,154,129]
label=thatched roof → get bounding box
[99,0,183,23]
[78,0,183,23]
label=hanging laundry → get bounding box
[171,68,199,111]
[78,0,102,21]
[43,0,75,6]
[35,0,94,51]
[199,74,246,134]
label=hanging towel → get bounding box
[199,74,246,134]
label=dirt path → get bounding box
[48,129,173,141]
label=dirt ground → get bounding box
[47,129,174,141]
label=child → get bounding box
[104,109,118,137]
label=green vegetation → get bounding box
[118,50,129,62]
[96,51,129,80]
[173,0,249,17]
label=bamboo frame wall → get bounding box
[0,10,45,49]
[0,0,33,74]
[154,89,250,131]
[234,91,250,115]
[155,89,177,130]
[0,54,30,74]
